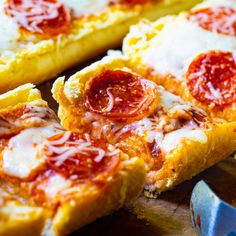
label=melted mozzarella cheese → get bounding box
[158,87,183,109]
[42,174,71,199]
[60,0,111,17]
[195,0,236,9]
[132,116,208,155]
[130,87,208,155]
[134,117,164,143]
[142,17,236,79]
[162,128,207,153]
[0,1,19,54]
[3,126,61,179]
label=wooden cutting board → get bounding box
[38,64,236,236]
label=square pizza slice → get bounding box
[123,0,236,121]
[52,54,236,197]
[0,83,145,235]
[0,0,202,93]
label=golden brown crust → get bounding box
[52,54,236,197]
[51,157,145,236]
[144,122,236,197]
[0,84,146,235]
[0,0,202,93]
[0,201,48,236]
[122,2,236,121]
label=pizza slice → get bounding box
[0,0,202,93]
[52,54,236,197]
[0,83,145,235]
[123,0,236,121]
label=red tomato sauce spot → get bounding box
[147,141,163,171]
[187,6,236,36]
[42,132,120,182]
[186,50,236,107]
[4,0,71,36]
[85,70,158,122]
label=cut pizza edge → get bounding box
[0,0,202,93]
[144,121,236,197]
[0,83,45,108]
[52,53,236,196]
[122,0,236,121]
[0,84,146,236]
[0,83,51,236]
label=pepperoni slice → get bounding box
[4,0,71,36]
[42,132,120,182]
[187,6,236,36]
[85,70,158,122]
[186,51,236,107]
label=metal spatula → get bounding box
[190,180,236,236]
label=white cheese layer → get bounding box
[158,86,183,109]
[129,87,208,154]
[142,17,236,79]
[3,126,61,179]
[133,117,207,154]
[41,174,71,199]
[60,0,111,17]
[195,0,236,10]
[162,128,208,153]
[0,1,19,55]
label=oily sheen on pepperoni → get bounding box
[187,6,236,36]
[85,70,158,122]
[186,51,236,107]
[42,132,120,181]
[4,0,71,36]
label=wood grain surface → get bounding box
[38,63,236,236]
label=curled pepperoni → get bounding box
[187,6,236,36]
[186,51,236,107]
[42,132,120,182]
[85,70,158,123]
[4,0,71,36]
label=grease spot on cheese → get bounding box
[3,126,61,179]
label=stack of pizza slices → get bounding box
[0,0,235,235]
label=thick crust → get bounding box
[0,0,202,93]
[52,53,129,131]
[123,17,184,92]
[0,84,145,235]
[50,157,145,236]
[52,54,236,196]
[0,85,49,236]
[122,1,236,121]
[0,157,145,236]
[0,202,48,236]
[0,83,45,109]
[144,122,236,197]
